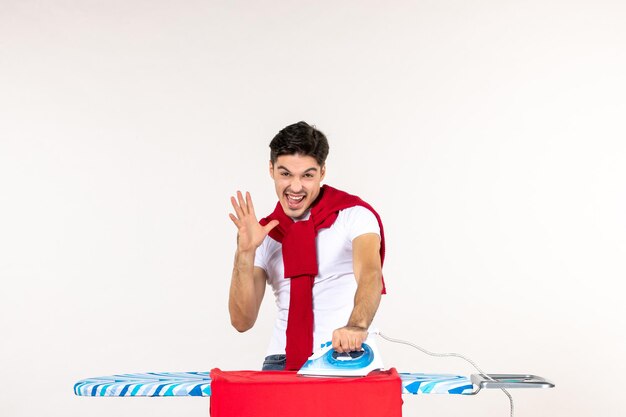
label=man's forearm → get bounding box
[347,269,383,329]
[332,269,382,353]
[228,249,262,332]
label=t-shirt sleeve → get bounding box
[341,206,381,242]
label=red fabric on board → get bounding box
[209,368,403,417]
[259,185,387,370]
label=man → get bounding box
[228,121,386,371]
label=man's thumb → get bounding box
[265,219,279,232]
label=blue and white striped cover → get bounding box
[74,371,474,397]
[74,372,212,397]
[399,373,474,395]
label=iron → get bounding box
[298,336,385,377]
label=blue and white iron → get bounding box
[298,336,385,377]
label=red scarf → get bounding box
[260,185,386,370]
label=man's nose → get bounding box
[290,177,303,192]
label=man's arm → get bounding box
[228,191,278,332]
[229,256,267,332]
[332,233,383,353]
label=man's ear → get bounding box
[321,165,326,181]
[269,160,274,178]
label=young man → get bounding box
[228,121,386,371]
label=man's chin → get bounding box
[280,203,308,219]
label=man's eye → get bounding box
[281,172,290,177]
[304,174,314,178]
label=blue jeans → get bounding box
[262,354,286,371]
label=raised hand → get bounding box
[229,191,279,253]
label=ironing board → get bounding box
[74,371,551,397]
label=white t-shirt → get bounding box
[254,205,381,356]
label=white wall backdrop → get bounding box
[1,1,624,416]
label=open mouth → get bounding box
[285,193,306,210]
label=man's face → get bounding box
[269,154,326,219]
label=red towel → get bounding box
[209,368,402,417]
[260,185,386,370]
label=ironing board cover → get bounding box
[74,371,212,397]
[399,372,473,394]
[74,371,473,397]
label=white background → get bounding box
[1,1,625,416]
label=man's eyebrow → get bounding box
[276,165,319,173]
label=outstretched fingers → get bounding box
[245,192,256,217]
[228,212,241,227]
[230,195,244,218]
[229,190,273,251]
[230,191,262,228]
[237,190,250,216]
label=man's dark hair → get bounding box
[269,121,329,166]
